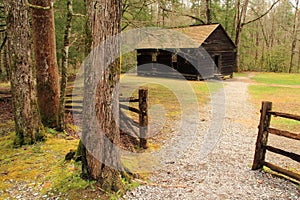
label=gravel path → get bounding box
[123,78,300,199]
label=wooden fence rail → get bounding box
[252,101,300,181]
[119,88,148,149]
[65,88,149,149]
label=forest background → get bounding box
[0,0,299,81]
[0,0,299,197]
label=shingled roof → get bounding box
[136,24,223,49]
[174,24,219,46]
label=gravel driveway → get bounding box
[123,77,300,200]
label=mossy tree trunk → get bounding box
[80,0,124,192]
[30,0,60,128]
[4,0,44,146]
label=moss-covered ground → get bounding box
[1,76,218,199]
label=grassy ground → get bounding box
[1,76,218,199]
[248,73,300,179]
[0,82,10,88]
[0,131,111,199]
[1,73,299,198]
[0,81,114,199]
[248,73,300,132]
[233,72,248,77]
[119,74,222,121]
[119,75,222,174]
[251,73,300,86]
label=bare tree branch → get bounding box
[72,13,85,17]
[160,6,205,24]
[26,0,52,10]
[122,0,154,30]
[242,0,280,26]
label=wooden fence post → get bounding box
[139,89,148,149]
[252,101,272,170]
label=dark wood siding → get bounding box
[202,26,235,51]
[202,26,237,74]
[137,24,237,78]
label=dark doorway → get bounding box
[214,55,220,71]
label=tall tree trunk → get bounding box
[288,0,299,73]
[297,46,300,73]
[81,0,124,192]
[260,44,265,71]
[234,0,249,71]
[4,0,44,146]
[269,10,275,49]
[0,34,6,80]
[205,0,211,24]
[3,43,9,81]
[31,0,60,128]
[58,0,73,131]
[233,0,240,38]
[157,2,161,26]
[224,0,230,31]
[254,22,259,67]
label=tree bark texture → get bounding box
[4,0,44,146]
[31,0,60,128]
[297,45,300,73]
[3,43,10,81]
[81,0,123,192]
[205,0,211,24]
[0,35,7,80]
[234,0,249,71]
[58,0,73,131]
[289,0,299,73]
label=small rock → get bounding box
[131,190,136,197]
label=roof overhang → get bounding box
[134,28,200,49]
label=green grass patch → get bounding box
[249,84,300,132]
[251,73,300,86]
[0,75,223,199]
[234,72,248,77]
[120,75,222,121]
[0,131,111,199]
[0,81,10,88]
[119,75,222,177]
[271,117,300,132]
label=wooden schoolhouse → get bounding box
[136,24,237,80]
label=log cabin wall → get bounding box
[201,25,237,75]
[136,24,237,79]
